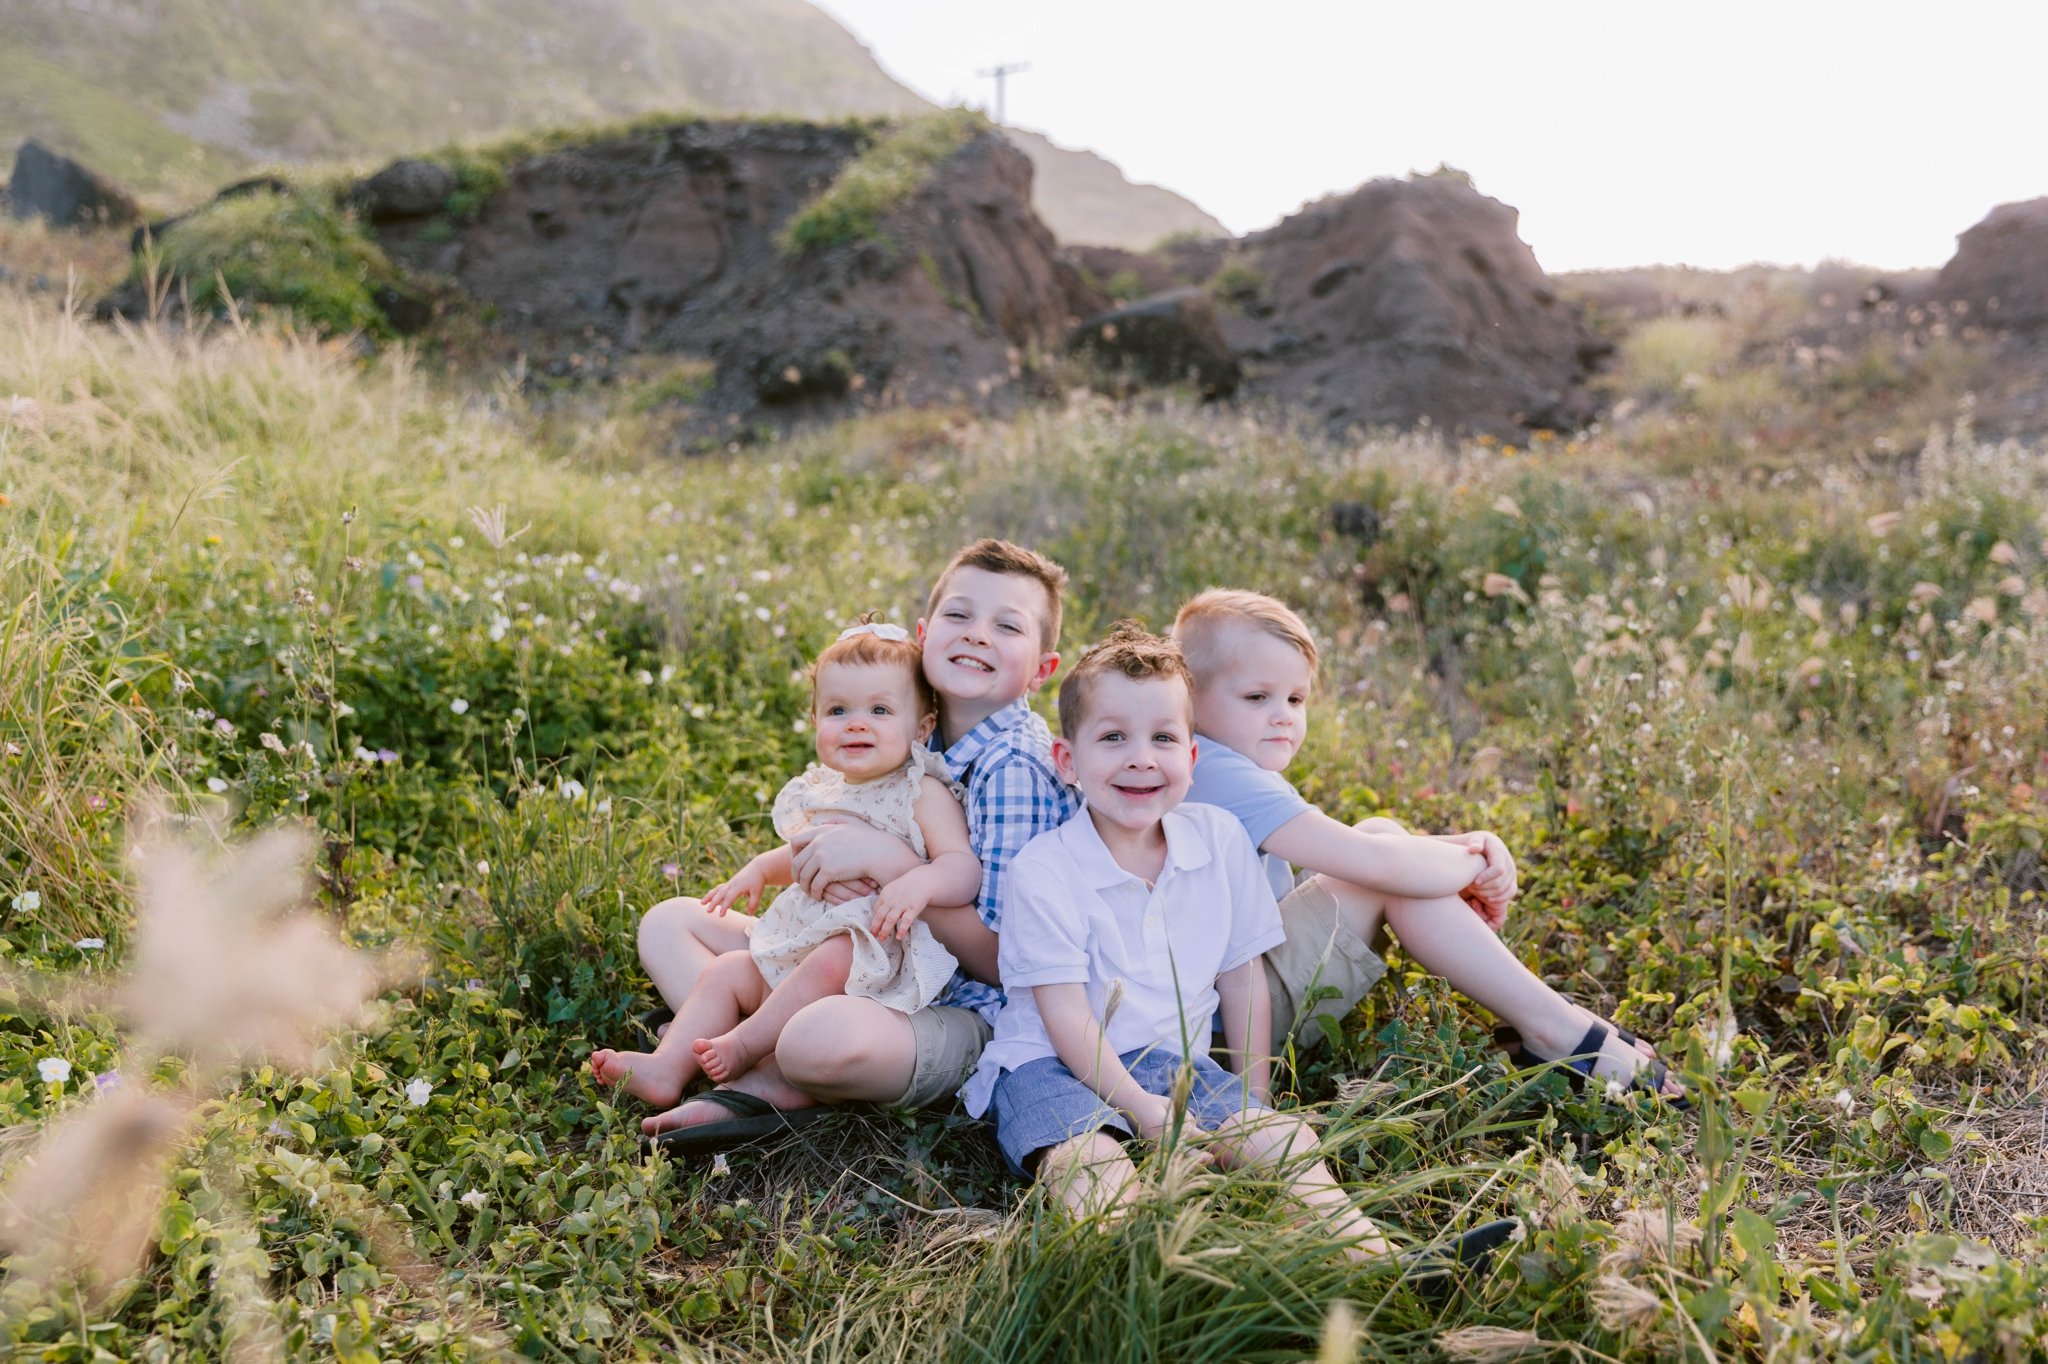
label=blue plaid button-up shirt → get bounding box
[932,699,1079,1023]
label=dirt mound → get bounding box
[379,119,1096,440]
[1932,197,2048,331]
[1229,175,1604,435]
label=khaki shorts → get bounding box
[1261,875,1389,1052]
[895,1004,994,1109]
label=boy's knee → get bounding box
[1034,1131,1137,1209]
[1353,816,1408,837]
[776,997,877,1083]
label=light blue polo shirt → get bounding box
[1187,734,1312,902]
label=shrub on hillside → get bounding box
[778,108,988,254]
[148,189,399,335]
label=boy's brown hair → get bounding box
[810,620,937,721]
[1057,621,1193,736]
[924,538,1068,652]
[1171,589,1320,684]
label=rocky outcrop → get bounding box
[348,159,456,222]
[1933,197,2048,331]
[376,120,1099,435]
[6,140,141,229]
[1068,287,1239,398]
[1227,175,1605,435]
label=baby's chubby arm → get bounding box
[1262,808,1485,901]
[1215,958,1274,1106]
[702,845,794,916]
[1036,983,1180,1144]
[870,776,983,941]
[788,818,922,904]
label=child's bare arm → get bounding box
[1215,959,1273,1105]
[870,777,983,940]
[787,820,922,903]
[1261,808,1484,900]
[1035,983,1176,1141]
[702,845,794,916]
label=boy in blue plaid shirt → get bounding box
[628,540,1075,1143]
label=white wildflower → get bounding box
[205,777,229,794]
[12,890,40,913]
[404,1078,432,1107]
[38,1057,72,1085]
[73,937,105,951]
[259,732,287,755]
[459,1189,488,1210]
[449,698,470,715]
[475,860,489,875]
[558,779,586,802]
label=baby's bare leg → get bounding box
[591,950,764,1105]
[1209,1110,1391,1261]
[638,895,753,1015]
[695,934,854,1083]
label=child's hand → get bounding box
[1460,831,1517,931]
[790,819,897,902]
[702,863,767,916]
[869,878,931,941]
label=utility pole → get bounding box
[976,62,1029,125]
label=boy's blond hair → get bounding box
[1171,589,1320,683]
[1057,621,1193,736]
[810,620,937,721]
[925,538,1068,652]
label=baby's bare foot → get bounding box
[692,1030,761,1084]
[589,1046,693,1106]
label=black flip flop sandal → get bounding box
[1496,1019,1690,1109]
[1402,1217,1520,1299]
[643,1088,832,1159]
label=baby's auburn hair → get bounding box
[810,616,937,720]
[925,538,1068,652]
[1171,589,1320,686]
[1057,620,1193,736]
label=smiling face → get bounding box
[1189,625,1314,773]
[811,660,934,783]
[1053,672,1196,840]
[919,565,1060,733]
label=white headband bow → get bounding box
[837,622,910,643]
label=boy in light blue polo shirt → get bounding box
[1175,590,1688,1104]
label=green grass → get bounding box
[2,278,2048,1360]
[146,187,399,335]
[778,109,989,255]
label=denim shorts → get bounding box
[986,1046,1269,1177]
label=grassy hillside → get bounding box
[0,0,1227,254]
[3,245,2047,1358]
[0,0,924,203]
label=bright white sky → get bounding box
[812,0,2044,272]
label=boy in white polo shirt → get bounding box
[963,623,1392,1254]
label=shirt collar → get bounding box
[1063,803,1213,890]
[934,698,1036,780]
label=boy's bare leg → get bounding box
[1209,1110,1391,1261]
[921,904,999,985]
[1318,820,1671,1089]
[773,994,924,1102]
[591,949,763,1105]
[694,934,855,1084]
[638,896,754,1014]
[1034,1131,1142,1218]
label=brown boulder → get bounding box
[1932,197,2048,330]
[6,140,141,229]
[1232,175,1603,435]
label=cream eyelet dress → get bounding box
[747,747,963,1014]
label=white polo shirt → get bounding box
[962,801,1286,1117]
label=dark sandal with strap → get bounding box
[643,1088,832,1158]
[1402,1217,1520,1300]
[1495,1019,1690,1109]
